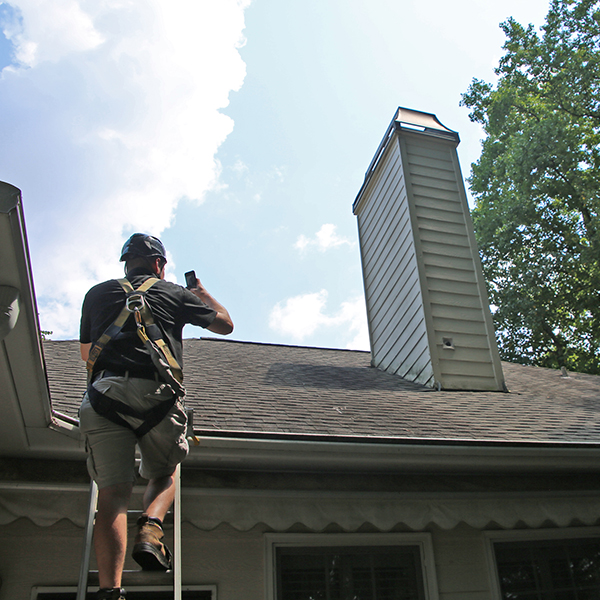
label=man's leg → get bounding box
[130,471,177,571]
[134,393,188,571]
[94,482,133,589]
[143,471,176,520]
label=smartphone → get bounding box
[184,270,196,289]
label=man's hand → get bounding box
[190,278,233,335]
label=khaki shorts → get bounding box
[79,374,189,489]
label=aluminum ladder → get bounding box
[75,463,183,600]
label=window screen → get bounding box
[276,545,426,600]
[494,537,600,599]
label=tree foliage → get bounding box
[461,0,600,374]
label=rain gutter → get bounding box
[182,429,600,474]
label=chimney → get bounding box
[353,107,505,391]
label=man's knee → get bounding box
[98,482,134,514]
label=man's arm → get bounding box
[80,342,91,361]
[190,278,234,335]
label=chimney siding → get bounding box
[354,108,505,391]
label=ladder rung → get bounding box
[87,570,175,587]
[87,510,175,524]
[125,509,174,526]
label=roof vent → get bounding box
[353,107,505,391]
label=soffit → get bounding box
[0,182,56,457]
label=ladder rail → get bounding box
[76,479,99,600]
[77,408,191,600]
[76,469,182,600]
[174,463,182,599]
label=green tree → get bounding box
[461,0,600,374]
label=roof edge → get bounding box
[0,181,21,214]
[186,336,371,354]
[185,432,600,474]
[192,428,600,449]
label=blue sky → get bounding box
[0,0,550,349]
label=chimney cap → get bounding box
[394,107,458,139]
[354,107,459,213]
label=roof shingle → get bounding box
[43,338,600,444]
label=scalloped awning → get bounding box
[1,486,599,531]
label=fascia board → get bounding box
[0,182,52,456]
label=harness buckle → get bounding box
[126,293,145,313]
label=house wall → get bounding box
[0,518,83,600]
[431,523,492,600]
[3,513,599,600]
[3,465,600,600]
[0,518,469,600]
[0,518,267,600]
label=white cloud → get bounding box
[295,224,354,253]
[3,0,104,67]
[0,0,250,338]
[269,290,369,350]
[269,290,329,340]
[337,295,370,350]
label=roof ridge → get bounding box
[184,337,371,354]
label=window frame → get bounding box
[31,584,217,600]
[264,532,439,600]
[483,526,600,599]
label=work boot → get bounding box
[132,513,172,571]
[96,588,126,600]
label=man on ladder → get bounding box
[79,234,233,600]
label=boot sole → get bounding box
[132,541,172,571]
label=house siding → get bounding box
[432,524,493,600]
[5,515,600,600]
[3,463,600,600]
[0,519,266,600]
[401,134,504,391]
[356,135,434,387]
[0,517,506,600]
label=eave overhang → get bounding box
[0,181,80,457]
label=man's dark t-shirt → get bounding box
[80,267,216,378]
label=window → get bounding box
[266,533,439,600]
[494,538,600,599]
[32,586,215,600]
[485,530,600,600]
[277,545,424,600]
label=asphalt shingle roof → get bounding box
[44,338,600,445]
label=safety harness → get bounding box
[86,277,185,437]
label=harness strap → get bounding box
[137,307,183,384]
[119,277,184,385]
[86,278,161,382]
[87,383,177,438]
